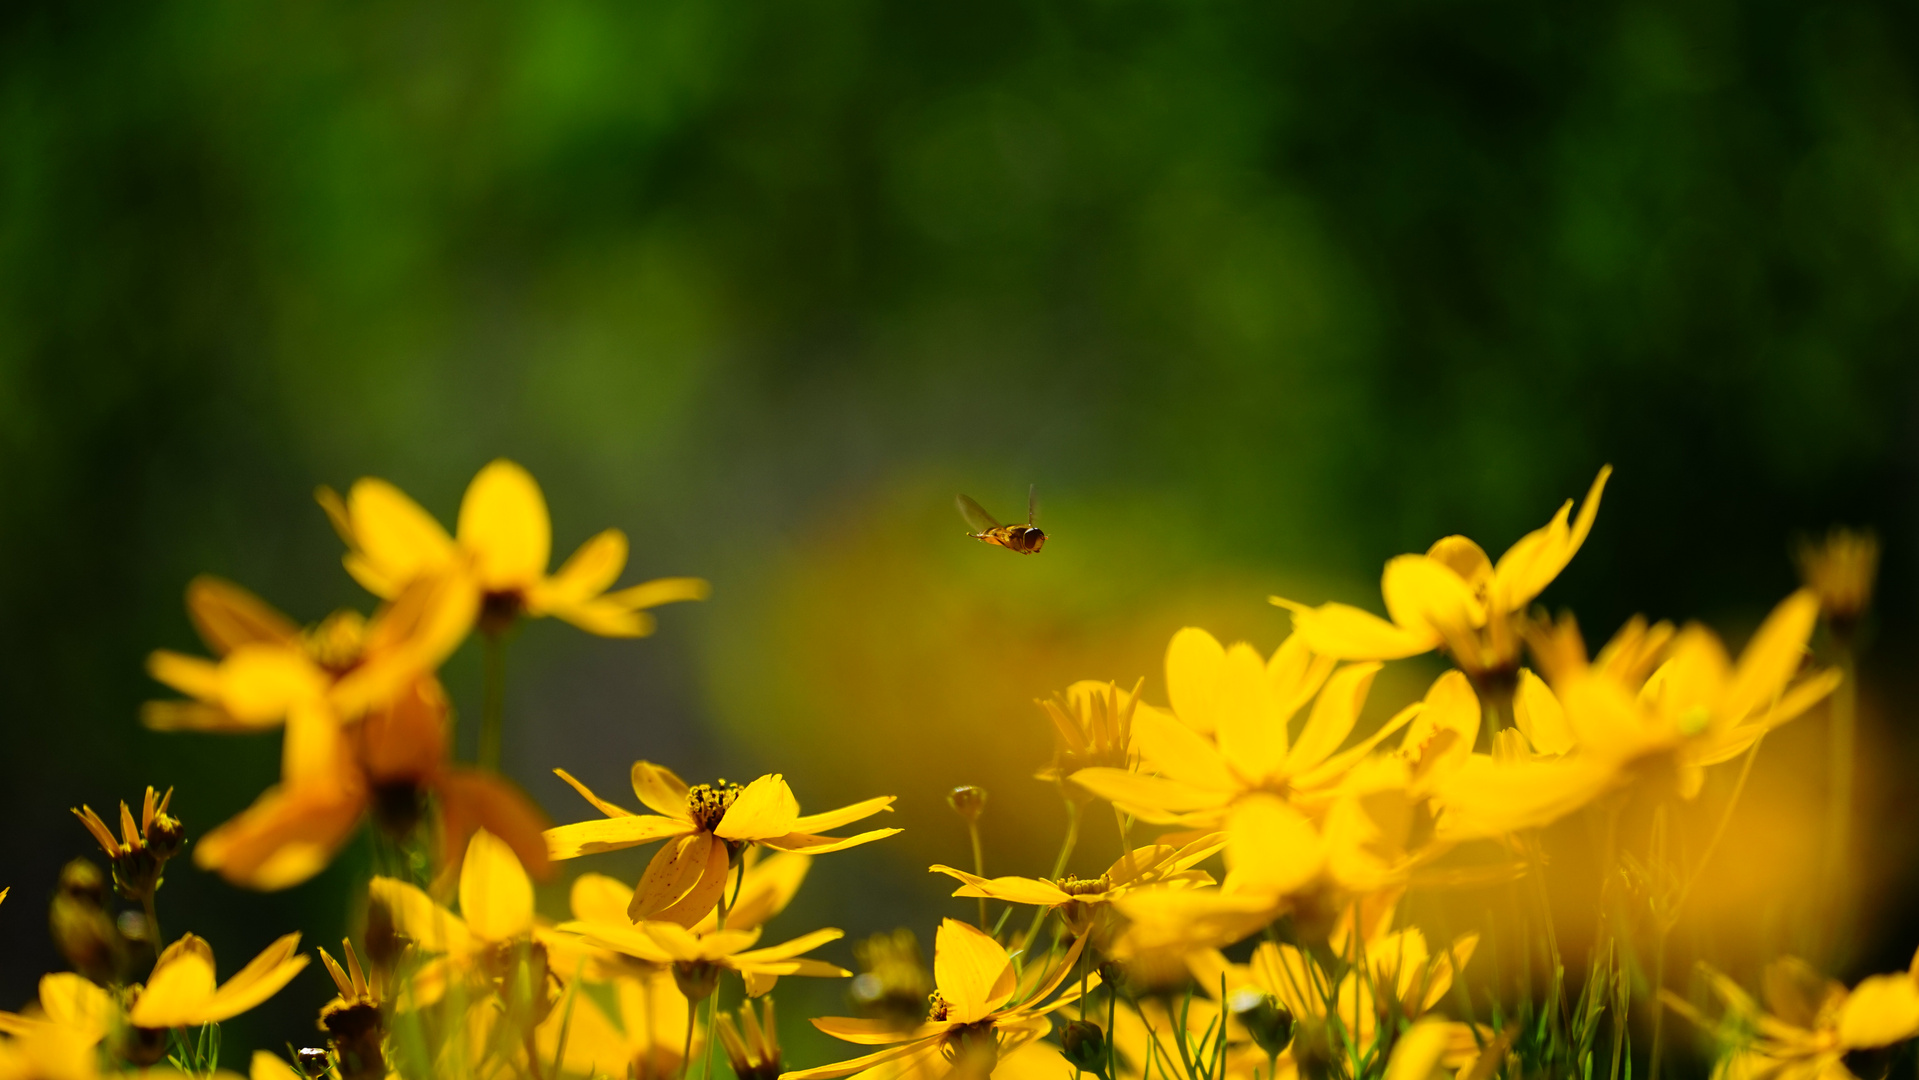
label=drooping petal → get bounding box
[929,866,1074,906]
[195,783,366,891]
[457,459,552,591]
[545,814,693,860]
[642,837,732,927]
[1286,662,1381,775]
[1165,627,1227,733]
[933,919,1017,1024]
[629,833,725,924]
[459,829,535,941]
[1272,599,1439,661]
[717,775,802,841]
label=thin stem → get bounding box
[142,894,163,959]
[680,998,697,1080]
[1672,737,1764,918]
[1024,800,1081,950]
[479,631,507,772]
[967,818,989,931]
[701,991,720,1080]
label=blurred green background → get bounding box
[3,0,1917,1065]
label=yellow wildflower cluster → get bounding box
[0,459,1899,1080]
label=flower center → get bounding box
[927,990,954,1022]
[687,782,744,831]
[1054,874,1109,897]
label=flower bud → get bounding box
[1230,990,1294,1057]
[296,1049,333,1078]
[1062,1019,1109,1076]
[947,786,987,823]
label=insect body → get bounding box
[956,486,1047,554]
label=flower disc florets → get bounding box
[686,782,744,831]
[926,990,954,1022]
[1054,874,1109,897]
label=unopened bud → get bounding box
[147,813,186,862]
[674,960,723,1003]
[296,1048,332,1078]
[1229,990,1294,1056]
[947,786,987,822]
[1062,1020,1109,1076]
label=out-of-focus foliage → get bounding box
[2,0,1916,1053]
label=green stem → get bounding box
[680,998,696,1080]
[701,990,720,1080]
[1024,800,1081,950]
[968,819,988,932]
[142,894,163,959]
[479,632,507,771]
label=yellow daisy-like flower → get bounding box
[544,762,898,926]
[1034,679,1144,787]
[929,836,1221,940]
[1072,628,1383,899]
[1664,952,1919,1080]
[561,919,850,1001]
[127,932,309,1029]
[369,829,552,1008]
[1273,467,1611,684]
[0,973,118,1048]
[319,458,709,637]
[781,919,1095,1080]
[143,574,471,770]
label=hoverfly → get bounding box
[956,485,1047,554]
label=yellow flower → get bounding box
[1105,887,1281,990]
[0,973,118,1049]
[319,458,709,637]
[559,849,812,983]
[368,829,552,1008]
[1071,629,1382,899]
[1034,679,1144,787]
[1796,527,1879,635]
[561,919,850,1000]
[128,932,309,1029]
[717,999,783,1080]
[315,940,385,1080]
[144,574,472,740]
[71,786,185,901]
[1553,589,1841,800]
[1273,467,1611,684]
[781,919,1094,1080]
[929,837,1221,941]
[544,763,898,926]
[533,964,694,1080]
[1664,952,1919,1080]
[195,678,551,890]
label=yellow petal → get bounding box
[1286,662,1381,775]
[252,1052,303,1080]
[346,477,458,593]
[147,650,225,704]
[790,796,896,834]
[1268,633,1336,718]
[716,775,802,841]
[1513,669,1574,755]
[531,529,629,612]
[200,933,308,1023]
[605,576,712,610]
[1068,768,1230,824]
[781,1037,944,1080]
[929,866,1073,906]
[460,829,534,941]
[554,768,634,818]
[219,644,328,723]
[1223,795,1323,897]
[759,827,902,855]
[1214,642,1288,785]
[1385,1020,1453,1080]
[1382,555,1485,637]
[1725,590,1820,724]
[130,934,219,1027]
[369,877,471,953]
[629,833,724,924]
[695,851,811,933]
[1491,466,1611,612]
[185,576,300,654]
[1131,705,1236,791]
[549,598,657,638]
[641,837,732,927]
[732,927,844,964]
[933,918,1015,1023]
[1165,627,1227,733]
[1839,975,1919,1048]
[568,873,634,925]
[631,762,695,820]
[1400,670,1478,780]
[545,814,693,860]
[1272,599,1439,661]
[457,459,552,591]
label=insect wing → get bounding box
[955,494,1002,533]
